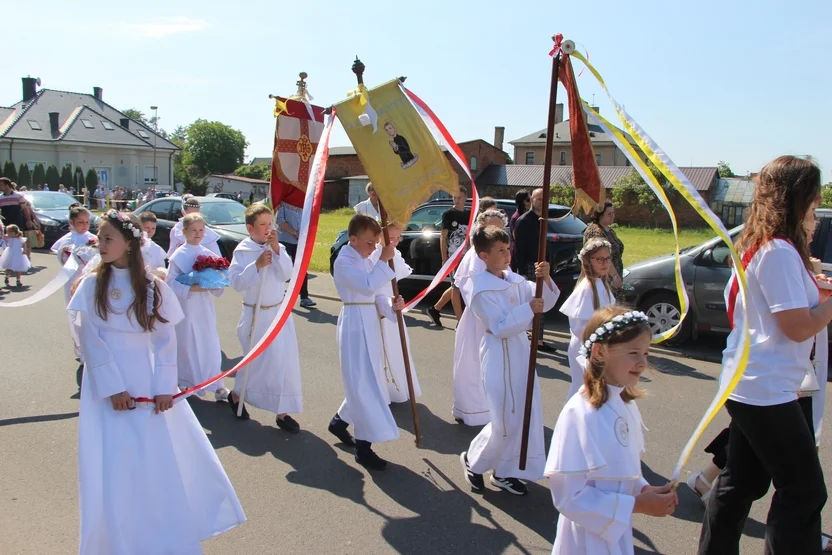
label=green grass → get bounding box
[306,213,719,274]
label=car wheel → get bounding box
[640,292,691,346]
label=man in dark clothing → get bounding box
[0,178,27,230]
[513,187,556,353]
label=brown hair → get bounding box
[478,196,497,214]
[582,305,650,409]
[579,241,613,310]
[348,214,382,237]
[590,201,614,224]
[737,155,822,271]
[93,212,168,331]
[182,212,205,230]
[472,225,510,255]
[245,203,273,226]
[69,203,90,221]
[5,224,20,236]
[0,177,10,187]
[138,211,157,224]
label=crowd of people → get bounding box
[1,154,831,554]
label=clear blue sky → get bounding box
[6,0,831,177]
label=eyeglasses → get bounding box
[591,256,612,263]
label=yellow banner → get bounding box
[335,80,459,225]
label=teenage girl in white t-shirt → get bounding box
[699,155,832,554]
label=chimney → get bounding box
[590,105,600,114]
[119,118,130,130]
[49,112,60,134]
[493,126,505,151]
[555,103,564,124]
[93,87,103,101]
[22,77,37,102]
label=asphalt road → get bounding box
[3,251,831,554]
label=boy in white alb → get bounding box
[460,225,559,496]
[228,204,303,432]
[167,195,221,258]
[138,211,167,276]
[328,214,404,470]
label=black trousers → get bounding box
[699,398,826,555]
[280,242,309,300]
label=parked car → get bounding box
[622,209,832,344]
[22,191,100,248]
[330,198,587,298]
[206,193,240,202]
[133,196,249,260]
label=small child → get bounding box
[328,214,404,470]
[138,211,167,275]
[0,224,30,287]
[545,306,677,553]
[167,195,221,258]
[560,238,616,401]
[452,207,506,426]
[69,210,244,554]
[166,213,230,402]
[460,225,560,495]
[228,204,303,431]
[370,222,421,404]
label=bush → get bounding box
[86,168,99,195]
[2,161,17,182]
[18,164,31,188]
[60,166,73,189]
[821,185,832,209]
[46,165,60,189]
[32,163,46,187]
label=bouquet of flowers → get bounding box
[175,255,231,289]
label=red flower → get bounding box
[192,255,230,272]
[88,238,98,246]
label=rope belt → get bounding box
[243,302,279,310]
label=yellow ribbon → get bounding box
[273,97,289,118]
[571,51,751,482]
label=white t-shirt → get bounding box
[724,239,820,406]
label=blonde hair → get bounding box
[182,212,205,229]
[583,305,650,408]
[5,224,20,236]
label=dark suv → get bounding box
[330,198,587,297]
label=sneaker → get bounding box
[299,298,317,308]
[229,393,250,420]
[276,414,300,433]
[214,388,230,402]
[460,452,484,491]
[425,305,442,327]
[490,476,528,496]
[328,415,356,446]
[355,446,388,470]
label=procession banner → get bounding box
[270,97,326,208]
[334,79,460,226]
[570,50,750,482]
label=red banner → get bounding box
[270,98,326,208]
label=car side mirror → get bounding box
[699,248,714,266]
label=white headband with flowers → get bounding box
[578,311,649,357]
[106,209,142,240]
[578,238,612,262]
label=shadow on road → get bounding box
[0,411,78,427]
[391,402,479,456]
[648,355,717,381]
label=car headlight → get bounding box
[622,268,630,278]
[37,215,60,228]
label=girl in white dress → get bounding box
[166,213,230,402]
[560,238,616,402]
[70,210,244,555]
[0,224,30,286]
[545,306,677,555]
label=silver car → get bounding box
[622,210,832,344]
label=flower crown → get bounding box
[578,239,612,262]
[106,209,142,240]
[578,311,649,357]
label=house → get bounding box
[476,164,720,226]
[509,104,640,167]
[205,174,269,199]
[709,177,754,226]
[0,77,179,191]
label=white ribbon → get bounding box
[0,255,80,308]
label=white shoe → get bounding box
[214,388,230,402]
[686,471,713,505]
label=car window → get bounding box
[146,200,173,221]
[407,206,450,231]
[547,213,586,235]
[201,202,246,225]
[171,199,182,215]
[711,243,731,266]
[24,192,78,211]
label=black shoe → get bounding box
[537,342,557,354]
[490,475,528,496]
[425,306,442,327]
[355,444,387,470]
[76,364,84,388]
[276,414,300,433]
[229,394,250,420]
[460,452,484,491]
[328,414,356,446]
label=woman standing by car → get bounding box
[699,155,830,554]
[509,190,530,272]
[583,201,624,291]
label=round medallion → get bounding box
[110,288,122,300]
[452,221,458,227]
[614,416,630,447]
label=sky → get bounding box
[5,0,832,177]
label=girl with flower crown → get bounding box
[69,211,244,554]
[560,238,616,402]
[545,305,677,554]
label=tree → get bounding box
[3,161,16,182]
[821,184,832,209]
[18,164,31,188]
[549,183,575,207]
[611,163,673,227]
[234,163,270,181]
[46,164,61,189]
[86,168,99,196]
[74,167,85,192]
[60,165,73,189]
[32,163,45,187]
[717,160,735,178]
[122,108,146,123]
[184,119,248,176]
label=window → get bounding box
[406,206,451,231]
[525,151,535,165]
[595,154,602,165]
[147,200,173,222]
[101,121,114,130]
[144,165,157,183]
[137,129,150,139]
[81,119,94,129]
[27,119,42,130]
[470,156,477,171]
[559,151,566,165]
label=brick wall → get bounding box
[324,154,366,181]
